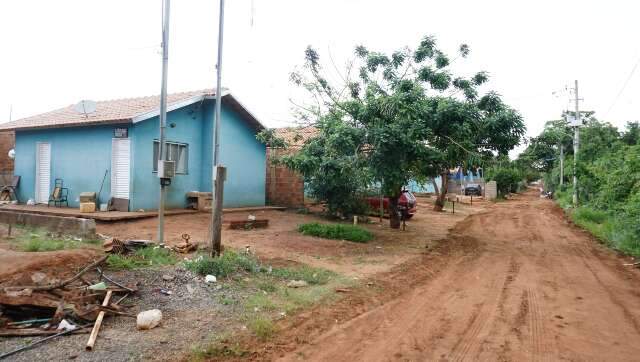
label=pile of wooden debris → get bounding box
[0,255,136,358]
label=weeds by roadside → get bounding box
[7,227,100,252]
[555,190,640,257]
[190,333,249,361]
[184,250,260,277]
[185,248,353,357]
[106,247,178,269]
[298,222,373,243]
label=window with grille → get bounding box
[153,140,188,174]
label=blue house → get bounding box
[0,89,266,210]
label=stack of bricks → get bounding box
[0,131,14,174]
[265,147,305,207]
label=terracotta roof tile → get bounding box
[0,89,215,131]
[273,126,318,147]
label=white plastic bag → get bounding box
[136,309,163,330]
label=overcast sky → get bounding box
[1,0,639,155]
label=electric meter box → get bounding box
[157,160,176,178]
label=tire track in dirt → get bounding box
[448,257,521,361]
[528,288,545,362]
[246,190,640,362]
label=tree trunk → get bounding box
[388,195,401,229]
[433,171,448,212]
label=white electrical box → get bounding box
[157,160,176,178]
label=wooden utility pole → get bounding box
[211,166,226,256]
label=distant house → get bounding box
[265,126,317,207]
[0,89,266,210]
[0,131,15,174]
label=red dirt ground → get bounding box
[96,197,485,277]
[0,248,99,286]
[232,189,640,361]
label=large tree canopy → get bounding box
[262,35,525,227]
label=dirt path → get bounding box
[275,190,640,361]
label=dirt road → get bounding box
[277,190,640,361]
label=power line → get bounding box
[605,54,640,117]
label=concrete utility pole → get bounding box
[572,80,580,207]
[559,143,564,186]
[210,0,226,257]
[157,0,170,245]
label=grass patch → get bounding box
[271,264,335,285]
[247,316,277,341]
[569,206,640,257]
[184,250,260,277]
[298,222,373,243]
[106,247,178,270]
[9,227,100,252]
[190,333,248,361]
[182,248,353,344]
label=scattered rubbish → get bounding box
[245,245,253,255]
[162,274,175,281]
[248,214,256,221]
[335,288,351,293]
[136,309,162,330]
[96,233,111,240]
[7,318,51,326]
[172,233,197,254]
[31,272,48,284]
[103,238,156,254]
[0,325,90,359]
[228,218,269,230]
[87,281,107,291]
[57,319,77,332]
[623,261,640,267]
[157,288,173,296]
[286,280,309,288]
[205,275,217,283]
[26,199,35,205]
[5,288,32,297]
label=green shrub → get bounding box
[487,168,522,196]
[297,222,373,243]
[184,250,260,277]
[573,207,607,224]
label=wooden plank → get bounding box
[86,290,112,351]
[228,219,269,230]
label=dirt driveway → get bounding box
[271,190,640,361]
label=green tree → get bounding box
[621,121,640,145]
[267,36,524,227]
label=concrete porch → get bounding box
[0,204,287,222]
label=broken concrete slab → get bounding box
[0,210,96,238]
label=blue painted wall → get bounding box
[130,104,206,210]
[14,99,266,210]
[199,102,267,207]
[129,99,266,209]
[14,125,121,207]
